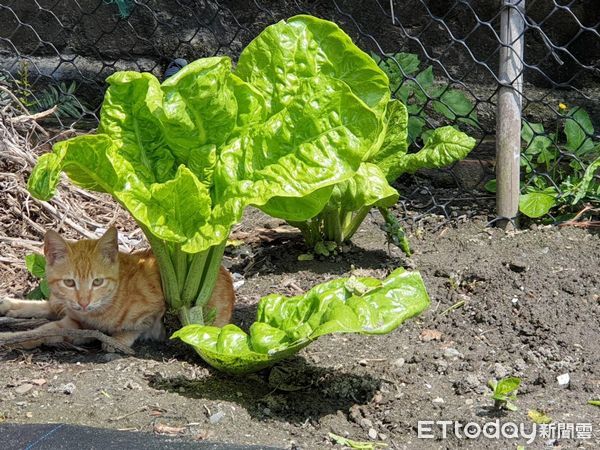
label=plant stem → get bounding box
[173,247,188,292]
[143,228,181,309]
[288,219,321,247]
[194,240,226,309]
[322,208,344,244]
[343,206,372,241]
[180,250,209,305]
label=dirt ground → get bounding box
[0,206,598,449]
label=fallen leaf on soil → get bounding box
[153,423,186,435]
[528,409,552,424]
[328,432,387,449]
[14,384,34,395]
[419,329,442,342]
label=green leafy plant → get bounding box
[7,61,84,119]
[172,268,429,374]
[285,100,476,254]
[487,105,600,219]
[27,15,401,329]
[271,50,478,254]
[33,81,85,119]
[371,52,479,144]
[24,253,49,300]
[488,377,521,411]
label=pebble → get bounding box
[432,397,444,404]
[494,363,509,379]
[360,418,373,429]
[209,411,226,424]
[50,383,76,395]
[391,358,405,368]
[556,373,570,387]
[508,260,528,273]
[368,428,378,440]
[125,380,142,390]
[14,384,34,395]
[443,348,463,360]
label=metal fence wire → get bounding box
[0,0,598,227]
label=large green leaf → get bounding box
[172,268,430,374]
[370,99,409,182]
[564,107,594,155]
[236,15,390,117]
[519,188,558,218]
[380,126,476,181]
[29,16,391,252]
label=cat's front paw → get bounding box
[0,299,13,316]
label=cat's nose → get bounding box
[78,300,90,311]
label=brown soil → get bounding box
[0,206,599,449]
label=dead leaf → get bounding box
[420,329,442,342]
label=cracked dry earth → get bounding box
[0,209,598,449]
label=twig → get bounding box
[0,328,135,355]
[10,106,58,124]
[438,300,466,317]
[108,406,148,422]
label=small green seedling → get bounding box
[24,253,49,300]
[488,377,521,411]
[588,400,600,407]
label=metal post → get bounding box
[496,0,525,229]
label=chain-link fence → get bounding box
[0,0,598,228]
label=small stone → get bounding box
[557,373,570,387]
[360,418,373,429]
[494,363,509,379]
[31,379,46,386]
[14,384,34,395]
[25,412,33,418]
[368,428,378,440]
[391,358,405,368]
[508,260,527,273]
[358,359,368,367]
[209,411,226,424]
[378,433,388,440]
[432,397,444,404]
[51,383,76,395]
[125,380,142,390]
[420,329,442,342]
[443,348,463,360]
[465,399,474,406]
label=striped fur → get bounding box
[0,228,235,350]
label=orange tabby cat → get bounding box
[0,227,235,350]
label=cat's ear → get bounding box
[44,230,69,265]
[97,227,118,263]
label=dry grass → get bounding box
[0,85,142,297]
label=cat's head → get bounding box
[44,227,120,313]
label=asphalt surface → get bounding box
[0,423,282,449]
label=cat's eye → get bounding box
[63,279,76,288]
[92,278,104,287]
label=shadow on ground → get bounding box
[146,356,382,424]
